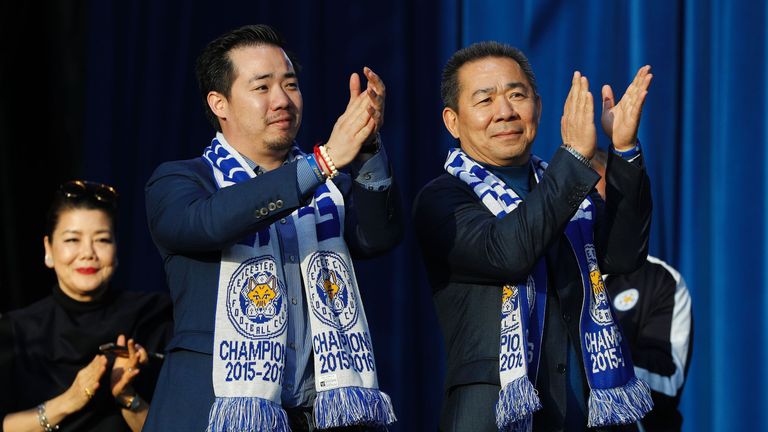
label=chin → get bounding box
[265,136,296,152]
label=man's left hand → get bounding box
[601,65,653,151]
[361,67,385,151]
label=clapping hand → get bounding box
[561,71,597,159]
[601,65,653,150]
[110,334,148,399]
[324,67,386,169]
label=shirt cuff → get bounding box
[296,157,324,196]
[351,147,392,191]
[611,140,642,163]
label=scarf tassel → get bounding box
[587,376,654,427]
[495,376,542,431]
[313,386,396,429]
[206,396,289,432]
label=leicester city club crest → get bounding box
[226,256,287,339]
[307,251,359,331]
[501,285,519,319]
[584,244,612,326]
[500,284,523,335]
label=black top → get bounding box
[0,285,173,431]
[605,258,693,432]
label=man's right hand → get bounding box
[560,71,597,160]
[324,70,379,170]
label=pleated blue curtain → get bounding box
[459,0,767,430]
[83,0,766,429]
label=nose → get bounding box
[494,97,519,122]
[79,240,97,260]
[270,87,292,111]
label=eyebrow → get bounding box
[471,81,528,98]
[60,229,112,235]
[248,71,297,83]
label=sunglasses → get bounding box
[59,180,118,205]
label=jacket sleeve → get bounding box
[145,159,308,253]
[343,178,404,258]
[631,259,693,421]
[413,148,600,286]
[594,152,653,274]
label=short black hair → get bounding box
[441,41,538,112]
[195,24,300,131]
[46,181,118,238]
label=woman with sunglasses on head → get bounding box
[0,181,173,432]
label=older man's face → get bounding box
[443,56,541,166]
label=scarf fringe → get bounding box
[495,376,542,430]
[587,376,654,427]
[206,396,289,432]
[500,415,533,432]
[313,386,396,429]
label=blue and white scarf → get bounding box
[203,135,396,431]
[444,148,652,430]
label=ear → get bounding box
[535,96,543,124]
[43,236,54,268]
[207,91,228,122]
[442,107,460,139]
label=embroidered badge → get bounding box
[308,251,359,331]
[226,256,287,339]
[613,288,640,311]
[585,244,613,326]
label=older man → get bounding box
[144,24,402,431]
[413,41,654,431]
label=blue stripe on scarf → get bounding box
[444,148,652,430]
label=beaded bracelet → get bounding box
[313,144,329,175]
[314,144,339,179]
[37,403,60,432]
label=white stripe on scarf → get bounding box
[204,134,395,431]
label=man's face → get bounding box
[218,45,303,152]
[443,56,541,166]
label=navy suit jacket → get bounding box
[143,156,403,430]
[413,148,651,431]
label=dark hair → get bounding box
[195,24,300,131]
[45,181,118,238]
[441,41,538,112]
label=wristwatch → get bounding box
[561,144,592,167]
[117,393,141,411]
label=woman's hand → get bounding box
[65,355,108,412]
[110,334,148,398]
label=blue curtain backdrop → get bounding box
[78,0,766,430]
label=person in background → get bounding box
[0,180,173,432]
[593,150,693,431]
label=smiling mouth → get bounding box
[76,268,98,275]
[268,116,295,128]
[492,130,523,138]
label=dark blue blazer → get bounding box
[143,156,403,431]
